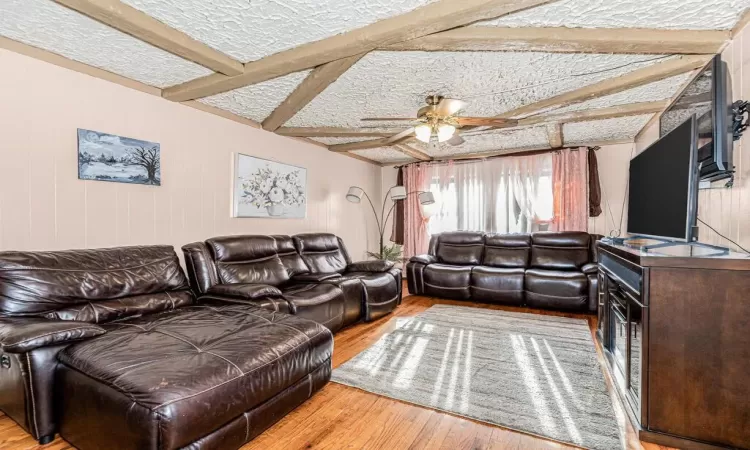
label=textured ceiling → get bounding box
[121,0,437,62]
[553,73,692,114]
[2,0,741,163]
[0,0,211,88]
[480,0,750,30]
[413,126,551,157]
[286,51,672,129]
[564,114,654,146]
[352,147,417,164]
[199,71,311,122]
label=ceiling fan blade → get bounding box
[447,134,465,146]
[435,98,466,117]
[384,127,415,145]
[361,118,418,121]
[456,117,519,127]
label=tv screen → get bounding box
[628,116,698,241]
[659,55,733,181]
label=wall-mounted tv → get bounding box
[659,55,733,182]
[628,116,699,242]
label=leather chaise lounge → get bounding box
[0,245,333,449]
[406,231,599,312]
[182,233,403,331]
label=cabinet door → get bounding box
[597,271,608,341]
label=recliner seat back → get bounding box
[434,231,484,265]
[206,235,291,286]
[482,234,531,268]
[0,246,191,323]
[530,232,591,270]
[293,233,352,274]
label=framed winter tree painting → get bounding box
[233,154,307,218]
[77,129,160,186]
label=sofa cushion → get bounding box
[0,246,188,317]
[482,234,531,268]
[43,290,194,324]
[530,232,591,270]
[435,232,485,265]
[281,283,346,332]
[525,269,588,310]
[57,305,332,450]
[293,233,351,274]
[274,235,310,277]
[470,266,525,305]
[423,264,472,300]
[207,235,290,286]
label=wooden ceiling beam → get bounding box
[387,27,728,54]
[518,100,668,127]
[547,123,563,148]
[53,0,244,76]
[394,144,432,161]
[496,54,713,120]
[162,0,559,101]
[329,139,393,152]
[262,54,365,131]
[275,127,405,138]
[431,138,634,162]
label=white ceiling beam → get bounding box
[161,0,560,101]
[496,54,713,120]
[262,53,365,131]
[276,127,406,138]
[387,27,728,54]
[394,144,432,161]
[53,0,244,76]
[548,123,563,148]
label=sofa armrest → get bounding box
[581,263,599,275]
[0,318,106,354]
[410,254,437,265]
[291,273,342,282]
[204,283,283,300]
[347,260,395,273]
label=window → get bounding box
[423,154,553,235]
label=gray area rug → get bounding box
[332,305,624,450]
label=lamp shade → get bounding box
[418,191,435,205]
[390,186,407,200]
[346,186,363,203]
[437,124,456,143]
[414,124,432,143]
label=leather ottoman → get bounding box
[56,305,333,450]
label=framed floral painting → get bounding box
[233,154,307,218]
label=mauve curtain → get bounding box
[551,148,589,232]
[588,148,603,217]
[403,164,430,258]
[390,167,405,245]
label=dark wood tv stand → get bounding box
[596,241,750,450]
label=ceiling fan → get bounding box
[362,95,518,146]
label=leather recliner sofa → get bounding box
[406,231,599,312]
[0,245,333,449]
[182,233,403,332]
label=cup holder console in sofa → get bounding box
[407,231,599,312]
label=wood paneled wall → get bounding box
[0,48,382,259]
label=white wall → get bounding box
[0,48,382,260]
[588,143,637,237]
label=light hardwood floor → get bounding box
[0,291,675,450]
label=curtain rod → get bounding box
[392,146,597,169]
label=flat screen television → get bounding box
[628,116,699,242]
[659,55,733,182]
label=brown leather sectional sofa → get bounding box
[0,233,400,449]
[407,231,599,312]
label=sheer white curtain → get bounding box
[425,153,553,235]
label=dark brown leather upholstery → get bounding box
[0,246,193,443]
[183,233,402,332]
[408,232,598,312]
[57,305,333,450]
[0,245,334,448]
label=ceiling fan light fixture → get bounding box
[415,124,432,143]
[437,124,456,143]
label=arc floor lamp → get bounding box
[346,186,435,256]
